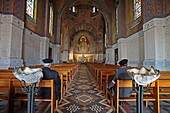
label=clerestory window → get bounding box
[133,0,141,20]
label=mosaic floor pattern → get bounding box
[56,64,113,113]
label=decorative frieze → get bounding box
[143,18,164,31]
[164,15,170,34]
[2,14,24,29]
[127,30,144,41]
[24,28,40,41]
[164,15,170,25]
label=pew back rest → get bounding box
[158,79,170,87]
[117,79,132,87]
[10,79,55,113]
[10,79,54,92]
[0,78,11,96]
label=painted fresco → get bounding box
[72,34,95,54]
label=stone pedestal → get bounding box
[105,47,115,64]
[40,37,49,61]
[0,14,24,69]
[117,38,128,61]
[61,50,69,62]
[50,43,61,63]
[143,18,165,68]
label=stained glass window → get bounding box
[116,6,119,35]
[26,0,35,18]
[134,0,141,20]
[49,3,53,36]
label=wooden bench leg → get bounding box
[115,99,119,113]
[56,99,59,108]
[144,100,148,108]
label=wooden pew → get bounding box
[158,79,170,100]
[51,68,70,91]
[104,73,115,99]
[99,70,115,97]
[159,71,170,79]
[158,71,170,107]
[111,79,159,113]
[0,78,13,112]
[0,68,63,112]
[11,79,56,113]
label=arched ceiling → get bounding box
[55,0,115,50]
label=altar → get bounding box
[79,54,88,62]
[73,54,93,62]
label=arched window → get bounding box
[26,0,34,18]
[72,6,76,13]
[133,0,141,20]
[49,3,54,36]
[26,0,37,21]
[92,7,96,13]
[116,6,119,35]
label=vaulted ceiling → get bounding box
[55,0,115,52]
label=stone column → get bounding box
[117,38,128,61]
[61,50,69,62]
[51,44,61,63]
[40,36,49,61]
[105,46,116,64]
[0,14,24,69]
[143,18,165,68]
[98,53,104,63]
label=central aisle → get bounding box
[56,64,114,113]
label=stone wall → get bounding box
[22,28,61,66]
[22,28,43,66]
[164,15,170,65]
[126,30,144,67]
[0,14,24,69]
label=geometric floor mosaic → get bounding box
[56,64,114,113]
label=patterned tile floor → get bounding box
[56,64,113,113]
